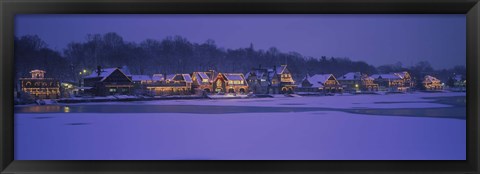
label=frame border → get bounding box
[1,0,479,173]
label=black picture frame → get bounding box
[1,0,479,173]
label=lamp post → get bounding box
[78,69,89,87]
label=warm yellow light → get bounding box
[64,106,70,113]
[79,72,83,75]
[355,84,359,88]
[83,69,87,73]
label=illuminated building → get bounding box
[146,74,193,96]
[213,73,249,94]
[337,72,379,93]
[245,64,296,94]
[297,74,343,94]
[191,70,216,93]
[19,69,60,99]
[83,67,133,96]
[423,75,443,91]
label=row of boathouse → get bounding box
[18,64,463,99]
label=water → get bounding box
[13,95,466,160]
[15,96,466,120]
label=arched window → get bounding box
[281,87,287,93]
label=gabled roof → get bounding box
[338,72,362,80]
[198,72,209,80]
[30,69,46,73]
[364,76,375,81]
[171,74,193,83]
[194,72,213,84]
[85,68,116,79]
[395,71,409,79]
[182,74,193,83]
[151,74,176,81]
[265,65,289,75]
[223,73,245,81]
[268,71,275,80]
[302,74,337,88]
[85,68,131,82]
[165,74,175,81]
[370,73,402,80]
[131,75,152,81]
[276,65,288,74]
[453,74,464,81]
[423,75,441,83]
[152,74,164,81]
[245,69,269,80]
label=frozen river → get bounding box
[14,92,466,160]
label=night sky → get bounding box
[15,14,466,69]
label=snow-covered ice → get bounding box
[65,92,464,109]
[14,92,466,160]
[15,111,465,160]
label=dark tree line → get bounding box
[14,35,74,83]
[15,33,466,87]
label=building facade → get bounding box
[453,74,466,88]
[245,67,270,94]
[370,71,413,92]
[191,71,216,93]
[212,73,249,94]
[271,65,296,94]
[245,65,296,94]
[423,75,443,91]
[146,74,193,96]
[337,72,379,93]
[83,67,133,96]
[19,70,60,99]
[296,74,343,95]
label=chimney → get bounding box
[97,66,102,76]
[259,64,262,69]
[273,65,277,74]
[164,72,167,83]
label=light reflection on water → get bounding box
[14,104,466,120]
[64,106,70,113]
